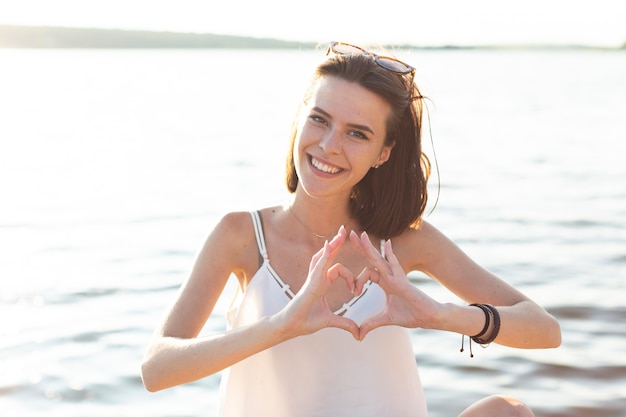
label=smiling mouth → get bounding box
[310,156,343,174]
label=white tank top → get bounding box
[217,211,428,417]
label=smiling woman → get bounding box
[292,77,393,208]
[140,42,561,417]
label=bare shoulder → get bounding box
[216,206,283,242]
[205,210,259,276]
[392,220,458,271]
[394,219,448,242]
[208,207,283,283]
[212,210,254,246]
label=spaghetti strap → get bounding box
[250,211,269,262]
[248,211,294,298]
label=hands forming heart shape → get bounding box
[277,226,439,342]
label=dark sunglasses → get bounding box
[327,41,416,83]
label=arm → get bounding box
[414,222,561,348]
[141,212,278,391]
[142,315,291,392]
[141,216,359,392]
[351,223,561,348]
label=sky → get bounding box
[0,0,624,47]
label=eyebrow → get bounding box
[312,107,376,135]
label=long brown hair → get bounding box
[285,53,430,239]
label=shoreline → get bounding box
[1,25,623,51]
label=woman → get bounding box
[141,42,561,416]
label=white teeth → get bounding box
[311,157,341,174]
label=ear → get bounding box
[374,141,395,167]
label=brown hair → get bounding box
[285,53,430,239]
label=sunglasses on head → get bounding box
[327,41,416,82]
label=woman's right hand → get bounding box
[272,226,361,340]
[349,230,442,340]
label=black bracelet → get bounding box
[469,303,491,339]
[460,303,501,357]
[473,304,500,345]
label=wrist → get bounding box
[436,303,486,336]
[267,310,299,343]
[459,303,502,357]
[468,303,500,344]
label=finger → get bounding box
[327,315,360,340]
[358,232,392,275]
[383,239,400,266]
[326,226,348,257]
[349,229,365,253]
[331,225,348,242]
[350,230,392,280]
[309,240,333,273]
[311,226,348,272]
[309,247,324,268]
[358,314,390,341]
[349,230,378,262]
[327,263,356,294]
[354,266,380,294]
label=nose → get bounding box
[318,128,342,154]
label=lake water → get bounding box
[0,48,625,417]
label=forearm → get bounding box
[435,300,561,349]
[141,315,290,392]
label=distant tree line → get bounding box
[0,25,622,50]
[0,25,317,49]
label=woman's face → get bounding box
[294,76,394,200]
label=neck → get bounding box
[288,194,356,240]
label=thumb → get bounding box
[358,314,389,341]
[327,315,360,341]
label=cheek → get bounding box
[292,129,308,171]
[294,121,317,152]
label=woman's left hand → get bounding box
[273,226,361,340]
[349,231,441,340]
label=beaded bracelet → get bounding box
[460,303,501,357]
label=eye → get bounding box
[348,130,369,140]
[309,114,328,125]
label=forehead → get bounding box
[307,76,390,136]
